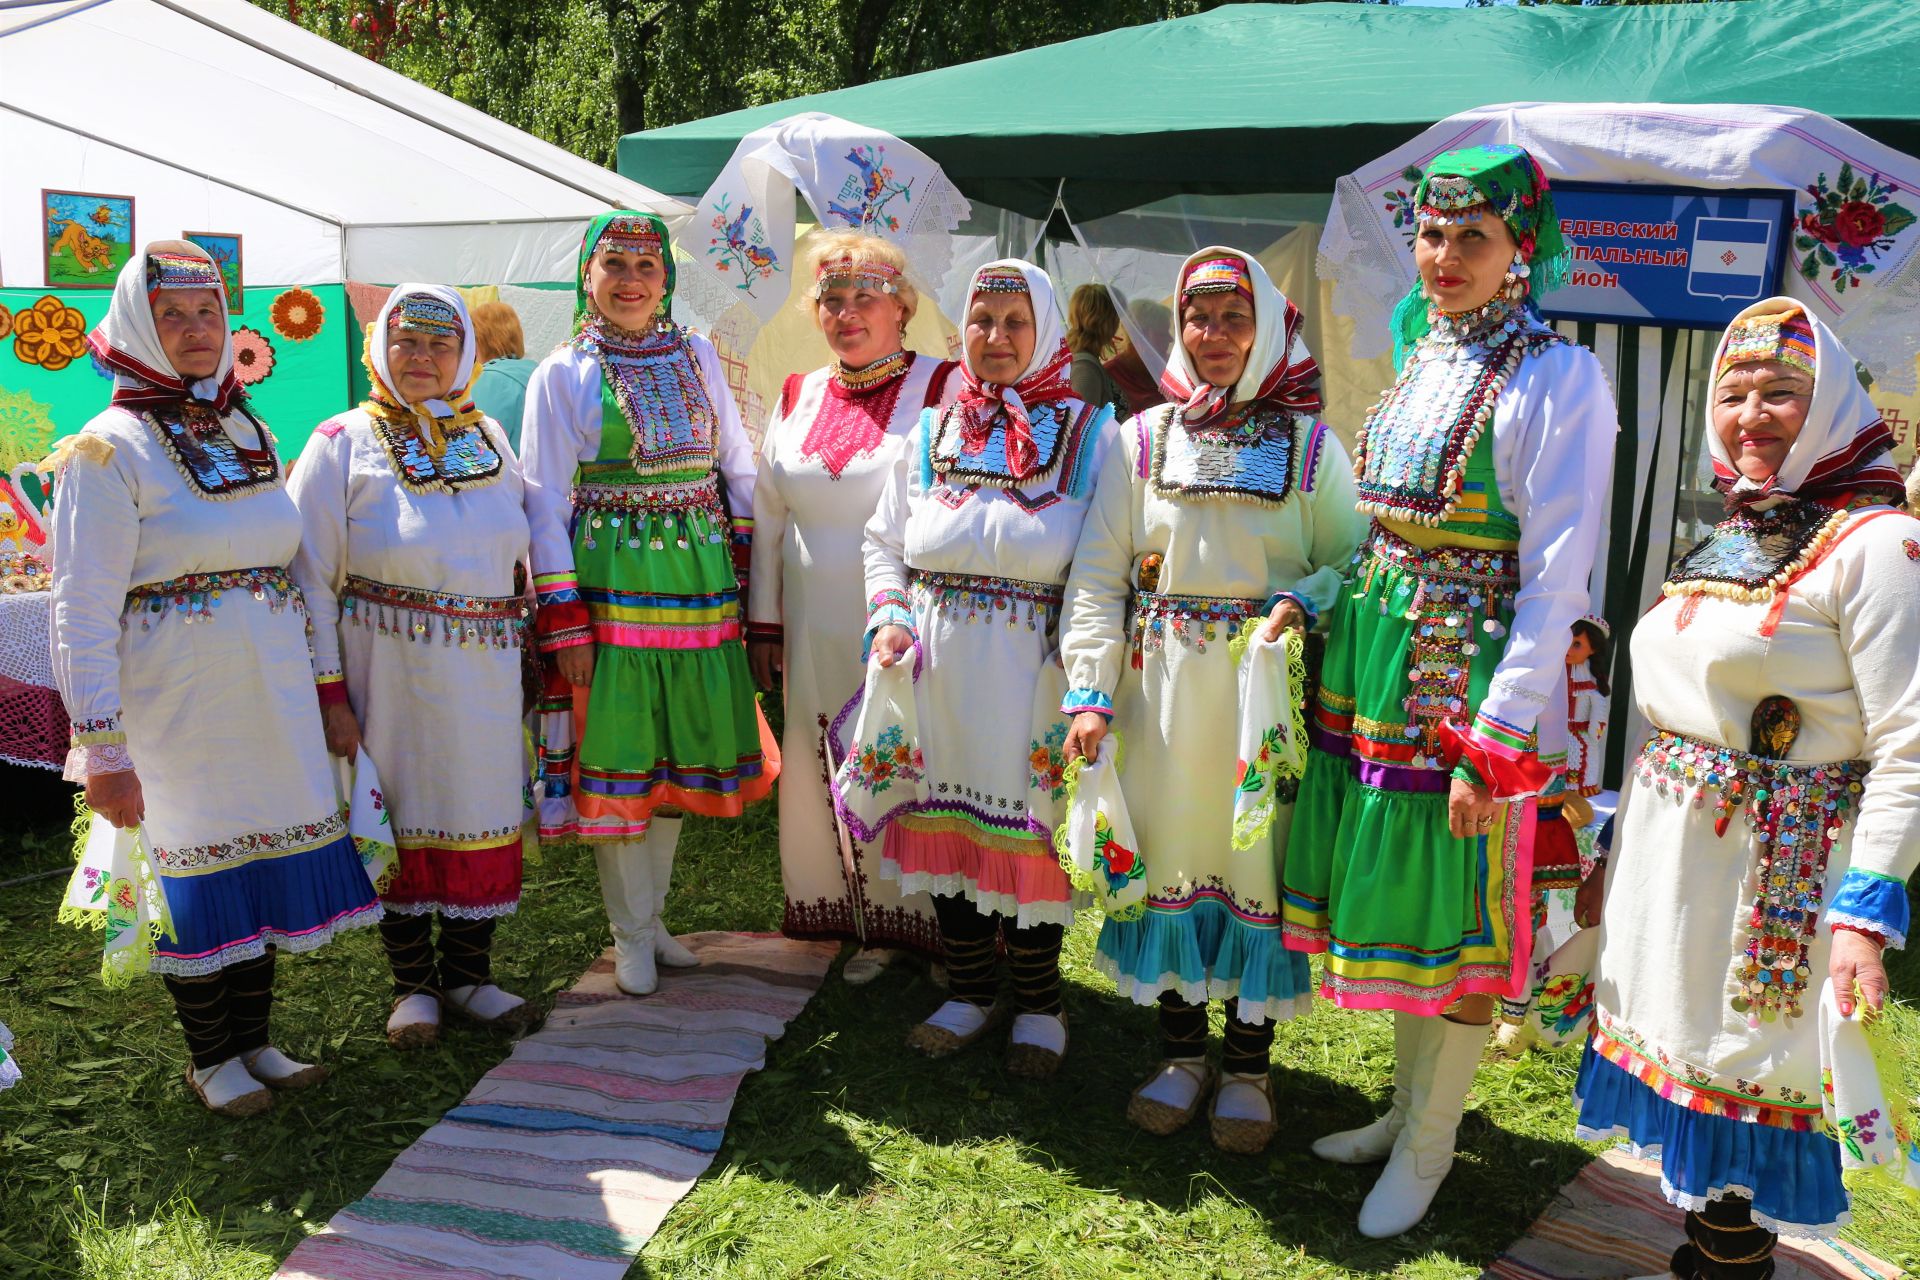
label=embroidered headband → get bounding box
[812,256,901,296]
[387,294,464,338]
[593,215,666,260]
[1180,256,1255,304]
[1716,307,1816,382]
[1416,174,1494,225]
[972,265,1030,294]
[145,251,223,300]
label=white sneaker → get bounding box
[386,992,441,1050]
[186,1056,273,1117]
[240,1045,328,1090]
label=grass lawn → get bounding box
[2,760,1916,1279]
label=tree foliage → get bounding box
[255,0,1248,166]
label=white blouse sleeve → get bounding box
[285,423,352,691]
[861,414,920,645]
[49,427,141,772]
[1476,342,1617,771]
[748,405,789,635]
[1278,422,1366,624]
[520,352,597,651]
[1823,512,1920,946]
[1058,416,1144,717]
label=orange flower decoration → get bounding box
[270,287,326,342]
[0,302,12,341]
[13,296,89,372]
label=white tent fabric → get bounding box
[0,0,688,287]
[1318,101,1920,393]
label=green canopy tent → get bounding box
[619,0,1920,218]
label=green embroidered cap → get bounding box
[576,210,677,330]
[1390,143,1570,366]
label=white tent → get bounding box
[0,0,689,288]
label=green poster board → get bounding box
[0,282,353,469]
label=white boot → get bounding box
[1313,1011,1431,1163]
[595,842,658,996]
[645,816,698,968]
[1356,1016,1492,1239]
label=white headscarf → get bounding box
[1705,296,1902,506]
[86,240,241,415]
[1158,246,1321,429]
[952,259,1075,480]
[366,284,480,429]
[959,258,1065,386]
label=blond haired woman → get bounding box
[1066,283,1125,419]
[749,232,959,982]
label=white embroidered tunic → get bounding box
[750,355,957,951]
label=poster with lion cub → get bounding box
[42,190,133,288]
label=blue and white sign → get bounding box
[1541,183,1793,330]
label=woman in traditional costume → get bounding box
[747,232,957,982]
[849,259,1114,1076]
[1283,146,1617,1236]
[1059,249,1366,1153]
[290,285,535,1047]
[522,212,773,997]
[1575,302,1919,1276]
[51,241,380,1115]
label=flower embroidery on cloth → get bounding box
[1028,723,1069,800]
[1796,163,1916,293]
[1903,537,1920,562]
[845,724,922,795]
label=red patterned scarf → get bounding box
[955,341,1074,480]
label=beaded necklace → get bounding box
[831,350,910,394]
[1353,297,1562,527]
[580,317,717,478]
[1151,403,1298,505]
[144,404,280,501]
[366,405,503,495]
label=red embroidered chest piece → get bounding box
[801,352,912,479]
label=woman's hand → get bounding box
[1447,777,1497,840]
[323,703,362,762]
[747,638,783,690]
[86,768,145,830]
[1064,712,1109,765]
[1260,596,1307,643]
[556,642,595,688]
[1831,928,1890,1019]
[1574,860,1605,930]
[871,625,914,668]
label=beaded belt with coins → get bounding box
[1637,727,1868,1026]
[910,569,1062,633]
[342,574,528,650]
[123,566,304,629]
[573,474,729,552]
[1129,590,1260,660]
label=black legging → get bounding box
[380,913,498,996]
[1670,1195,1775,1280]
[162,951,276,1071]
[1158,991,1273,1073]
[931,894,1063,1016]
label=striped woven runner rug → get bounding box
[277,931,836,1280]
[1482,1148,1905,1280]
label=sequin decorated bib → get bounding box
[928,397,1072,490]
[1355,302,1563,528]
[1662,499,1860,602]
[580,320,717,479]
[143,405,280,501]
[368,409,503,495]
[1151,405,1299,505]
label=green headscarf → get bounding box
[1389,143,1570,368]
[575,210,677,332]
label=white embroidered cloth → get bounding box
[1057,737,1147,921]
[679,113,971,342]
[1319,102,1920,392]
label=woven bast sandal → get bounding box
[443,984,540,1034]
[1003,1012,1068,1080]
[1209,1070,1279,1155]
[1127,1058,1216,1136]
[386,993,441,1051]
[905,1000,1006,1058]
[184,1059,273,1118]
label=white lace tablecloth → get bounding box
[0,590,63,770]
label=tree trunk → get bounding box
[847,0,901,85]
